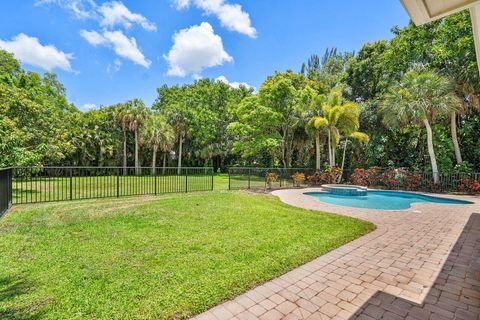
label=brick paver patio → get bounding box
[192,188,480,320]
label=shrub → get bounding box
[265,172,278,189]
[366,166,382,186]
[404,172,422,191]
[291,172,305,187]
[427,180,444,193]
[453,161,474,174]
[323,166,342,184]
[350,168,368,186]
[458,178,480,194]
[307,167,342,185]
[382,168,407,189]
[307,172,322,185]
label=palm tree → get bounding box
[166,109,188,175]
[142,114,174,175]
[304,92,328,171]
[322,87,365,167]
[451,110,462,164]
[381,69,459,184]
[339,131,369,181]
[114,103,133,175]
[126,99,148,175]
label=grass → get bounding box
[13,174,230,204]
[0,191,374,319]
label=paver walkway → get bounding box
[191,188,480,320]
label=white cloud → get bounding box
[173,0,256,38]
[215,75,254,91]
[79,30,105,46]
[37,0,155,31]
[98,1,156,31]
[107,58,122,73]
[80,29,151,68]
[0,33,73,71]
[164,22,232,77]
[173,0,191,9]
[35,0,97,19]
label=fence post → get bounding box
[248,168,251,189]
[69,168,73,201]
[211,168,214,191]
[116,168,120,198]
[8,168,13,209]
[154,171,157,195]
[185,169,188,193]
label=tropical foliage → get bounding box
[1,11,479,174]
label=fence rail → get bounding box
[0,168,13,217]
[228,167,480,194]
[11,167,213,205]
[229,167,316,190]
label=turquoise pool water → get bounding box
[304,190,472,210]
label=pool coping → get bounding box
[303,188,476,212]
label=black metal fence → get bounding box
[229,167,316,190]
[228,167,480,194]
[12,167,213,205]
[0,168,13,217]
[341,168,480,192]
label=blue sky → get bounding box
[0,1,410,110]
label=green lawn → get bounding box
[0,191,374,319]
[13,174,231,204]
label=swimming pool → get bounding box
[304,190,473,210]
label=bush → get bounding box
[404,172,422,191]
[366,166,382,186]
[458,178,480,194]
[307,167,341,185]
[350,168,368,186]
[265,172,278,189]
[382,168,407,189]
[426,180,444,193]
[307,172,322,185]
[291,172,305,187]
[453,162,474,174]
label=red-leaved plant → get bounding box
[350,168,368,186]
[404,172,422,191]
[458,178,480,194]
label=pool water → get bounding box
[304,190,472,210]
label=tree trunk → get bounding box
[152,144,158,175]
[451,112,462,165]
[327,130,332,167]
[134,128,139,175]
[123,130,127,175]
[281,129,287,169]
[315,133,321,171]
[339,139,349,182]
[162,152,167,175]
[332,146,336,167]
[177,132,183,175]
[423,119,439,184]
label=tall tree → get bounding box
[259,71,310,168]
[381,70,459,183]
[153,85,190,174]
[227,95,282,163]
[321,87,364,166]
[302,88,328,170]
[125,99,148,174]
[114,103,134,174]
[142,113,174,174]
